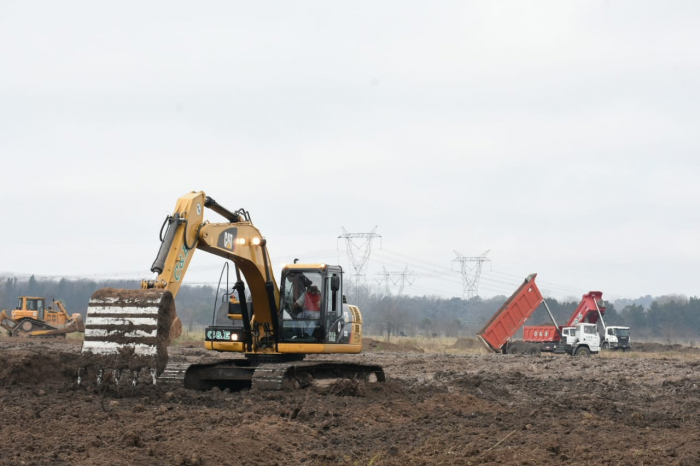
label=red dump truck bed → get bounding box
[523,325,560,342]
[477,273,544,352]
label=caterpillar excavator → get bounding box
[1,297,84,337]
[80,191,384,390]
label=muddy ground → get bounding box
[1,339,699,465]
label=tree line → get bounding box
[1,276,698,342]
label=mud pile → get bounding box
[633,341,700,353]
[362,337,424,353]
[0,349,80,386]
[2,339,700,465]
[449,337,485,351]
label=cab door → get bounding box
[323,269,344,344]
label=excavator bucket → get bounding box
[80,288,177,383]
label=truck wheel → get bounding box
[508,346,521,355]
[526,347,541,356]
[574,347,590,357]
[602,342,610,351]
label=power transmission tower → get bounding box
[375,266,418,297]
[374,266,417,340]
[338,227,381,304]
[452,250,491,299]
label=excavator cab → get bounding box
[203,264,351,349]
[279,265,342,343]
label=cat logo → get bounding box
[217,227,238,250]
[224,232,234,249]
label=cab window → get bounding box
[280,271,323,342]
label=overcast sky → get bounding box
[1,1,699,301]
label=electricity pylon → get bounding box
[452,249,491,299]
[338,227,381,303]
[375,266,418,297]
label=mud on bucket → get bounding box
[81,288,177,377]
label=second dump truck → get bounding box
[477,274,601,356]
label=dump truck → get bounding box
[476,274,600,356]
[523,291,605,352]
[0,296,85,337]
[524,292,631,352]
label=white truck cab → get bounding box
[559,323,600,356]
[602,326,631,351]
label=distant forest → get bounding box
[1,276,698,342]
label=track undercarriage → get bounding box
[184,356,386,391]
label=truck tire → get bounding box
[526,347,541,356]
[574,346,591,357]
[602,342,610,351]
[509,347,521,355]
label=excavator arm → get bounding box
[81,191,280,379]
[142,191,279,331]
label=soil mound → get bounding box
[362,338,424,353]
[450,337,484,351]
[633,342,700,353]
[0,350,80,386]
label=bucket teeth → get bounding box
[80,288,177,381]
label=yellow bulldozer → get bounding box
[0,296,85,337]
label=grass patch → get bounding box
[364,335,487,354]
[173,326,207,345]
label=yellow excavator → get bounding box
[1,296,84,337]
[80,191,384,390]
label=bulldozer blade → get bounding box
[81,288,176,376]
[72,313,85,333]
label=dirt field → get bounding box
[1,339,700,465]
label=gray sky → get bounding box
[1,1,699,301]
